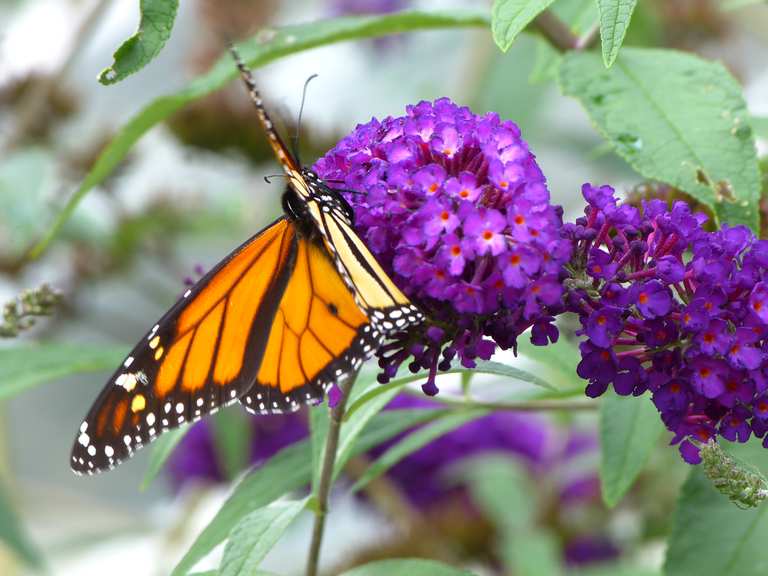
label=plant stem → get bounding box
[306,377,355,576]
[533,10,600,53]
[406,391,598,412]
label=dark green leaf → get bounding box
[141,425,190,490]
[219,499,307,576]
[0,344,123,400]
[350,409,488,492]
[339,558,475,576]
[559,48,762,230]
[211,408,253,481]
[664,462,768,576]
[597,0,638,67]
[491,0,556,52]
[0,479,43,569]
[31,9,489,258]
[600,392,664,507]
[98,0,180,85]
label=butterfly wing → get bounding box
[71,218,297,474]
[239,235,379,414]
[292,172,424,336]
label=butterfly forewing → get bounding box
[71,218,296,475]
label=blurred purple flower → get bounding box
[313,98,570,394]
[166,412,307,490]
[564,184,768,464]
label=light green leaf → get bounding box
[172,407,445,575]
[350,409,488,492]
[459,456,534,532]
[98,0,179,85]
[0,479,43,569]
[516,336,583,394]
[664,464,768,576]
[505,532,562,576]
[219,499,307,576]
[491,0,557,52]
[309,400,330,495]
[339,558,475,576]
[599,392,664,507]
[751,115,768,139]
[171,441,311,576]
[141,425,190,490]
[30,9,489,259]
[0,344,124,400]
[559,48,762,230]
[721,0,767,10]
[345,359,558,421]
[597,0,638,67]
[0,149,54,257]
[211,408,253,481]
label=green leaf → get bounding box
[597,0,638,67]
[721,0,767,10]
[345,359,558,421]
[339,558,475,576]
[350,409,488,492]
[0,479,43,569]
[219,499,307,576]
[505,532,562,576]
[491,0,557,52]
[751,115,768,139]
[141,425,190,490]
[309,400,330,495]
[460,456,535,532]
[30,9,489,259]
[0,149,55,258]
[98,0,180,85]
[559,48,762,230]
[664,464,768,576]
[172,407,444,575]
[211,408,253,481]
[0,344,123,400]
[171,441,311,576]
[529,0,596,84]
[599,392,664,507]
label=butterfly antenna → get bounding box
[291,74,318,166]
[228,43,299,174]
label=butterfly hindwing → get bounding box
[239,236,380,414]
[71,218,297,474]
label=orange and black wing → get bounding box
[238,235,378,414]
[71,218,297,475]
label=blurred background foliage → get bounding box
[0,0,766,575]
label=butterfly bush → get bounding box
[564,184,768,464]
[314,98,571,394]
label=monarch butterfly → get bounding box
[70,48,423,475]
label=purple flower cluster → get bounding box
[565,184,768,463]
[314,98,571,394]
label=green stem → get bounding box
[306,376,356,576]
[406,391,597,412]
